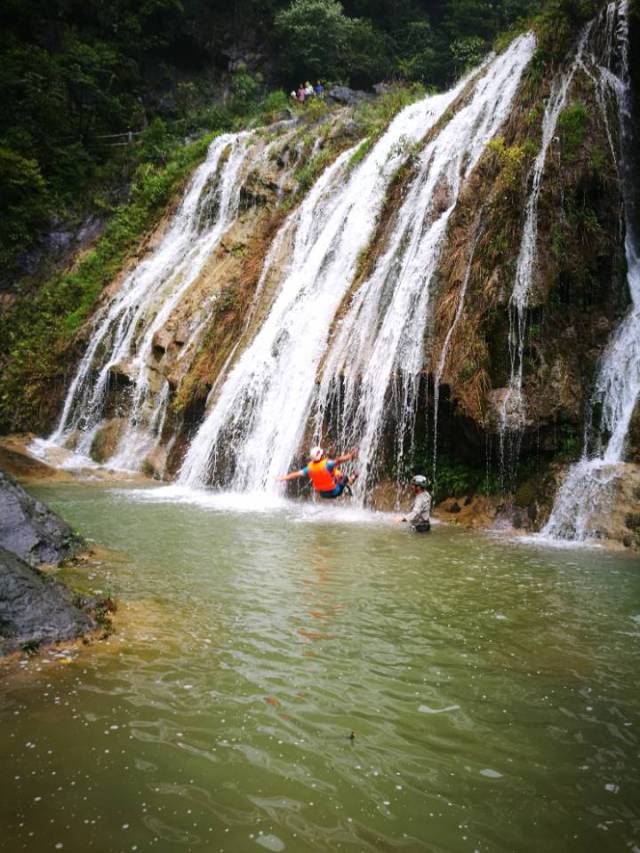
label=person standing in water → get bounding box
[398,475,432,532]
[277,447,358,499]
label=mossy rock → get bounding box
[514,479,537,508]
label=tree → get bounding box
[274,0,387,84]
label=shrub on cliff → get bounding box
[274,0,389,84]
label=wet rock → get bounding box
[624,512,640,530]
[485,388,532,432]
[107,362,134,385]
[627,403,640,463]
[174,323,190,346]
[0,546,95,656]
[515,480,536,508]
[141,446,167,480]
[152,328,173,357]
[573,463,640,548]
[0,438,64,482]
[90,418,126,464]
[431,179,452,217]
[0,470,81,565]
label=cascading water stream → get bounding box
[431,218,483,484]
[497,26,591,478]
[49,131,255,467]
[543,0,640,540]
[313,35,535,499]
[178,86,470,491]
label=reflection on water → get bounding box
[1,483,640,852]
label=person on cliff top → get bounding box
[314,80,324,98]
[304,81,314,98]
[296,84,306,103]
[277,446,358,499]
[397,475,432,532]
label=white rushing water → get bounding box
[497,26,591,464]
[543,1,639,540]
[178,82,473,491]
[49,131,256,467]
[312,34,535,498]
[431,217,483,483]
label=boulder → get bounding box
[90,418,126,464]
[327,86,372,106]
[0,546,95,656]
[0,470,81,566]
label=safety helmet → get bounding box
[411,474,428,488]
[309,446,324,462]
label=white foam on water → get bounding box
[418,704,461,715]
[28,436,99,471]
[116,483,395,526]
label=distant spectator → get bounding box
[296,84,306,103]
[314,80,325,98]
[304,80,314,98]
[291,90,297,100]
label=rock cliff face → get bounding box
[1,7,639,545]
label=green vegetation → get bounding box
[275,0,385,83]
[488,136,536,194]
[433,456,500,501]
[0,0,546,274]
[0,131,216,433]
[557,101,589,159]
[535,0,602,58]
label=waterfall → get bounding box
[497,25,591,479]
[312,35,535,499]
[49,132,256,467]
[431,217,483,484]
[543,1,639,540]
[178,84,473,490]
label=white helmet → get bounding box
[309,446,324,462]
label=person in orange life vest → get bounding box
[276,446,358,498]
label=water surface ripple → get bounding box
[1,484,639,852]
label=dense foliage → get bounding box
[0,0,550,275]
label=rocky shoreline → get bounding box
[0,463,115,659]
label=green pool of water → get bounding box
[1,483,639,852]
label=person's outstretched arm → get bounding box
[333,448,357,465]
[276,470,304,482]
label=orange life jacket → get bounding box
[307,459,339,492]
